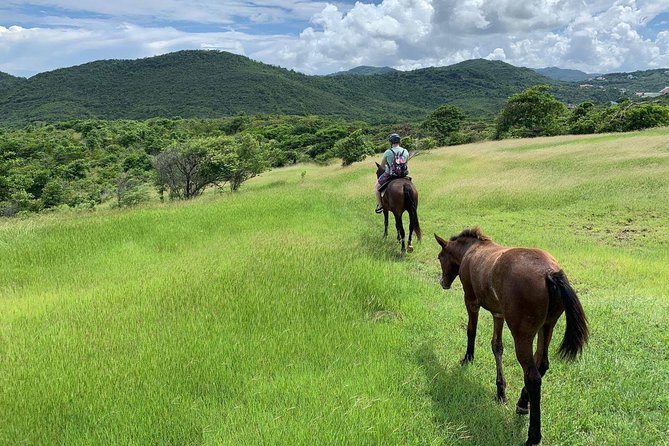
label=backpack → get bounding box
[390,149,408,177]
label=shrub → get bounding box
[332,129,374,166]
[496,85,568,138]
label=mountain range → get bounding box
[328,66,398,76]
[533,67,596,82]
[0,50,667,125]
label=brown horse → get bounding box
[434,228,588,446]
[375,163,421,253]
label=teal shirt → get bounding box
[383,146,409,174]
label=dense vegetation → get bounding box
[0,116,381,216]
[533,67,593,82]
[3,84,669,217]
[0,50,635,125]
[0,72,25,92]
[1,130,668,445]
[328,66,398,76]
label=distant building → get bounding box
[579,84,593,88]
[627,74,635,79]
[661,87,669,95]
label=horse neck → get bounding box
[450,238,483,263]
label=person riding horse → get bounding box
[375,133,409,214]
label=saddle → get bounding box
[379,176,412,195]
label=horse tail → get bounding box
[403,183,421,241]
[547,270,589,361]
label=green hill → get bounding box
[0,51,365,124]
[586,69,669,93]
[0,51,629,125]
[0,71,25,92]
[329,66,398,76]
[534,67,595,82]
[1,130,668,444]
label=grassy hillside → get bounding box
[1,129,668,444]
[0,51,624,125]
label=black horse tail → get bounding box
[403,183,421,241]
[547,270,589,361]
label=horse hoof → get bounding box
[460,355,473,365]
[516,405,529,415]
[406,245,413,253]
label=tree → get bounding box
[568,101,599,134]
[153,142,217,199]
[209,134,269,191]
[616,103,669,131]
[421,104,466,144]
[495,85,568,138]
[178,134,270,193]
[332,129,374,166]
[41,179,66,208]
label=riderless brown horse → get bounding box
[434,228,588,446]
[375,162,421,253]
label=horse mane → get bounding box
[450,227,491,242]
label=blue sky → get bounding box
[1,0,668,78]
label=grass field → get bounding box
[1,129,668,445]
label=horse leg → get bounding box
[406,212,414,253]
[492,315,506,402]
[461,301,479,365]
[394,213,405,253]
[516,323,555,414]
[383,210,389,238]
[535,323,555,377]
[515,338,543,446]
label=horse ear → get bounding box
[434,234,448,248]
[375,162,380,168]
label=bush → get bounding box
[568,101,600,134]
[332,129,374,166]
[496,85,568,138]
[620,103,669,131]
[421,104,466,144]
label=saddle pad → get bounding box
[379,176,412,194]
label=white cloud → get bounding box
[1,0,668,77]
[261,0,669,74]
[0,23,285,77]
[0,0,327,25]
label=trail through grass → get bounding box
[1,130,668,445]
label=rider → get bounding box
[375,133,409,213]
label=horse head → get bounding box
[434,234,460,289]
[435,228,488,289]
[375,162,384,179]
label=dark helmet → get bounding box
[389,133,401,144]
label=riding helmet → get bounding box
[389,133,401,144]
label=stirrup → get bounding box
[375,205,383,214]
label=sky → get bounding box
[1,0,668,78]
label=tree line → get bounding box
[1,87,668,217]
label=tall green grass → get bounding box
[1,129,668,445]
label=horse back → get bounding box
[462,245,561,322]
